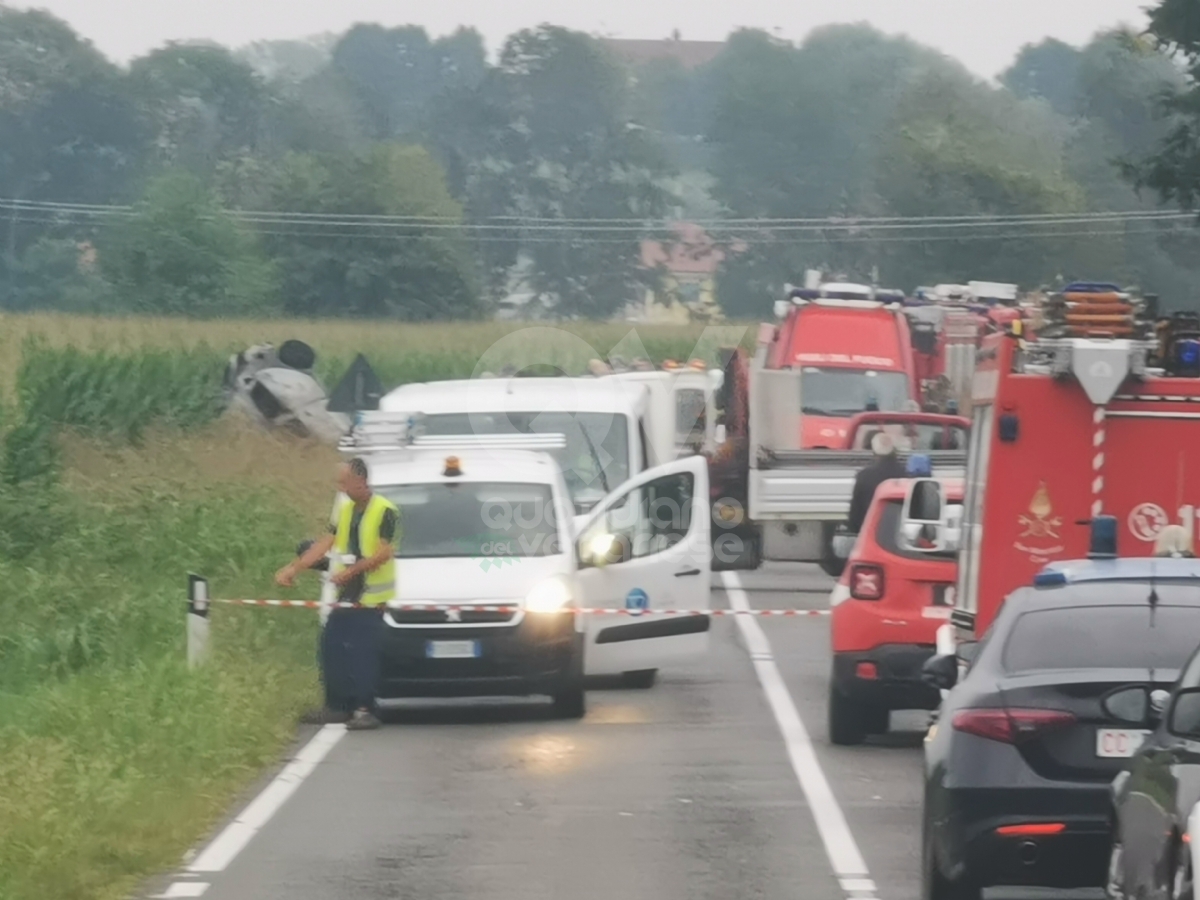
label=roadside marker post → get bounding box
[187,574,211,669]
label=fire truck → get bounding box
[947,283,1199,643]
[740,283,971,569]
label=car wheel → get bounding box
[1106,841,1126,900]
[1173,840,1194,900]
[923,813,981,900]
[552,684,586,719]
[622,669,658,689]
[828,684,867,746]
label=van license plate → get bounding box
[426,640,480,659]
[1096,729,1150,758]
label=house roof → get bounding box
[601,38,725,70]
[640,223,725,276]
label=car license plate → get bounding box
[426,640,480,660]
[1096,728,1150,758]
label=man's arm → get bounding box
[275,533,336,587]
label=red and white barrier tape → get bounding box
[209,598,830,616]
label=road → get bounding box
[144,565,943,900]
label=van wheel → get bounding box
[552,684,586,719]
[622,669,658,689]
[828,685,867,746]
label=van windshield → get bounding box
[421,412,630,514]
[800,368,911,417]
[377,482,562,558]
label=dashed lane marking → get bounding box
[721,571,879,900]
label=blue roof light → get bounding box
[1089,515,1119,559]
[1176,339,1200,369]
[906,454,933,477]
[1034,571,1068,587]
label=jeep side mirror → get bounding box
[1102,686,1152,727]
[1168,687,1200,738]
[922,654,958,691]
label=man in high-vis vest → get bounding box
[277,457,400,730]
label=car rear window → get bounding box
[1002,605,1200,673]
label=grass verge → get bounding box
[0,422,340,900]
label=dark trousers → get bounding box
[320,608,382,713]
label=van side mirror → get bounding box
[715,424,727,445]
[579,532,628,569]
[922,654,958,691]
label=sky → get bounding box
[15,0,1151,79]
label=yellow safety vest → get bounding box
[333,494,399,607]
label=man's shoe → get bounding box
[346,709,382,731]
[301,707,351,725]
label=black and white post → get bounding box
[187,573,210,669]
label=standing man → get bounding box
[276,458,400,731]
[847,432,907,534]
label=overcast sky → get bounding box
[16,0,1151,79]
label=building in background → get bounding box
[629,223,728,323]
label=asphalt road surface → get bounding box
[142,564,1095,900]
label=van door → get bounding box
[574,456,711,676]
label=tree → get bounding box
[429,26,672,317]
[330,25,487,141]
[128,43,275,175]
[1001,39,1083,118]
[0,7,145,306]
[258,146,481,319]
[101,171,278,316]
[1125,0,1200,213]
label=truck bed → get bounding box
[749,450,966,520]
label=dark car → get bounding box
[1108,641,1200,900]
[921,571,1200,900]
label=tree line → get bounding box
[1,1,1198,320]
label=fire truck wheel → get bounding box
[828,685,868,746]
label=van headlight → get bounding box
[525,577,573,613]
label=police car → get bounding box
[333,420,712,715]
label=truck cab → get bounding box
[379,378,652,527]
[766,285,919,449]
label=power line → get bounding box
[1,196,1195,232]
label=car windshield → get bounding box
[1003,605,1200,673]
[421,411,630,513]
[800,368,911,417]
[377,482,562,558]
[851,422,968,451]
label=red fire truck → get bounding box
[949,285,1199,642]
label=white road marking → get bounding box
[187,724,346,873]
[721,571,878,900]
[152,883,209,898]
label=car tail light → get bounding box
[849,564,885,600]
[996,823,1066,837]
[951,708,1076,744]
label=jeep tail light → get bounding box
[951,708,1076,744]
[849,563,885,601]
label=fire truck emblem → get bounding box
[1018,483,1063,539]
[1128,503,1170,543]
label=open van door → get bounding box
[574,456,711,678]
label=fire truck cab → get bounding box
[949,285,1200,646]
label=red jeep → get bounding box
[828,477,963,745]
